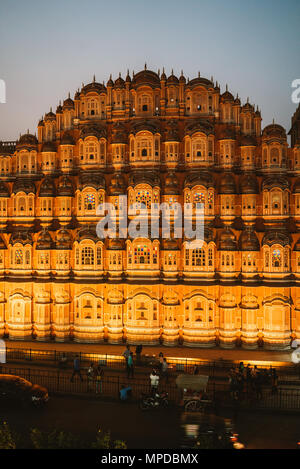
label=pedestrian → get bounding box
[87,362,95,391]
[158,352,164,373]
[161,357,169,383]
[95,365,104,394]
[135,344,143,364]
[271,369,278,394]
[70,355,83,382]
[123,345,131,367]
[58,352,67,369]
[150,369,159,395]
[127,352,134,378]
[120,385,132,402]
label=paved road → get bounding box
[0,395,299,449]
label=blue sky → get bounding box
[0,0,299,140]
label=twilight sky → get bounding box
[0,0,299,141]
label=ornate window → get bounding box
[81,247,94,265]
[84,193,95,211]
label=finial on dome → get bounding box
[50,107,52,112]
[198,71,200,78]
[59,100,61,106]
[82,82,84,88]
[247,96,249,103]
[211,76,213,82]
[272,118,275,124]
[68,92,70,99]
[226,84,228,91]
[144,62,147,70]
[93,74,96,82]
[27,129,29,134]
[181,70,183,76]
[171,68,174,75]
[119,72,121,78]
[158,68,160,77]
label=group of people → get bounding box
[69,355,104,394]
[228,362,278,400]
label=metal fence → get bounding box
[4,346,298,379]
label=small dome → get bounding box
[131,69,161,88]
[62,96,74,109]
[79,172,105,190]
[38,119,44,127]
[239,229,260,251]
[219,228,237,251]
[293,237,300,252]
[56,104,63,114]
[220,90,234,102]
[164,172,180,195]
[106,75,114,87]
[82,81,106,95]
[17,133,38,149]
[56,229,72,249]
[262,230,290,247]
[44,111,56,121]
[242,102,254,111]
[167,72,179,85]
[240,174,258,194]
[60,132,75,145]
[162,238,179,250]
[179,72,186,84]
[125,71,131,83]
[56,176,74,196]
[39,177,56,197]
[110,173,126,195]
[10,230,33,246]
[42,141,56,152]
[12,178,36,194]
[107,238,125,250]
[0,181,9,197]
[293,178,300,193]
[262,123,286,139]
[36,229,53,250]
[184,171,214,189]
[76,225,98,242]
[114,75,125,88]
[219,173,236,194]
[262,176,289,191]
[187,76,213,88]
[240,135,256,146]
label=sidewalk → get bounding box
[3,339,293,365]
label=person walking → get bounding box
[135,344,143,364]
[87,362,95,391]
[161,357,169,383]
[123,345,131,367]
[150,369,159,395]
[127,352,134,379]
[70,355,83,382]
[95,365,104,394]
[158,352,164,373]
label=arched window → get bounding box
[272,249,281,268]
[84,193,96,211]
[81,247,94,266]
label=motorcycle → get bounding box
[139,391,169,411]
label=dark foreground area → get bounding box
[0,395,299,449]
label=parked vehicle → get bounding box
[176,374,212,412]
[0,374,49,407]
[139,391,169,411]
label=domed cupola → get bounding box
[57,176,74,197]
[62,95,74,110]
[39,177,56,197]
[36,229,53,250]
[131,68,161,88]
[76,225,98,242]
[240,174,258,194]
[42,141,57,152]
[240,135,257,146]
[218,228,237,251]
[179,71,186,84]
[262,230,290,247]
[79,172,105,190]
[262,123,286,140]
[164,172,179,195]
[12,178,36,194]
[60,132,75,145]
[220,89,234,103]
[81,78,106,95]
[262,175,289,191]
[162,238,179,250]
[16,132,38,150]
[239,228,260,251]
[219,172,236,194]
[107,238,125,250]
[0,181,9,197]
[10,230,33,246]
[125,70,131,84]
[293,178,300,193]
[56,229,72,249]
[114,74,125,88]
[167,71,179,85]
[110,172,126,195]
[44,110,56,121]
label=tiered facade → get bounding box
[0,66,300,349]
